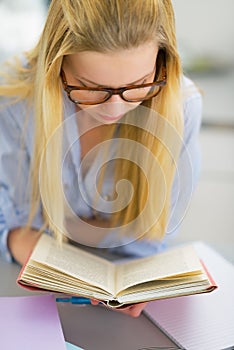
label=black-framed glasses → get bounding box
[61,49,167,105]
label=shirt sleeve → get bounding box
[0,100,44,262]
[166,82,203,237]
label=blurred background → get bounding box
[0,0,233,261]
[171,0,234,263]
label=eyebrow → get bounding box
[77,67,155,87]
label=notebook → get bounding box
[0,294,66,350]
[144,242,234,350]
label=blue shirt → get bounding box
[0,76,202,262]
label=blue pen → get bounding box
[56,296,91,305]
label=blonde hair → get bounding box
[0,0,183,244]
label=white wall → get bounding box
[0,0,46,62]
[172,0,234,124]
[172,0,234,62]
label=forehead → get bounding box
[64,42,158,87]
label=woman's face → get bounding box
[62,42,158,124]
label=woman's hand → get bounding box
[91,299,147,318]
[8,228,42,266]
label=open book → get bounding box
[17,234,217,308]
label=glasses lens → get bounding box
[70,90,109,104]
[123,85,161,102]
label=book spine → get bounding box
[200,259,218,289]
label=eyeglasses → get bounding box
[61,49,167,105]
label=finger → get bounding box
[129,303,147,317]
[111,302,146,317]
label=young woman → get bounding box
[0,0,202,316]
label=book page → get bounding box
[115,245,203,293]
[29,234,116,295]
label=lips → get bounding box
[100,114,124,121]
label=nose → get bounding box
[107,93,124,103]
[100,94,127,116]
[105,94,139,115]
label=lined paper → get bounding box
[144,242,234,350]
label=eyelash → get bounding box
[77,78,147,88]
[77,80,87,87]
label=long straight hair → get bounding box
[0,0,183,243]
